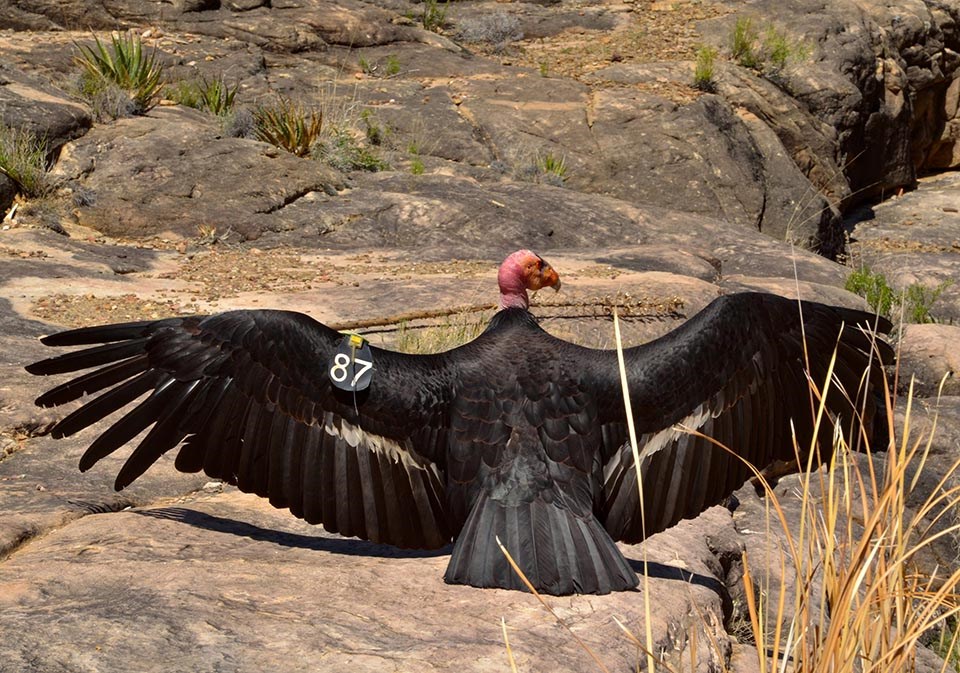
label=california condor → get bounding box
[26,250,892,595]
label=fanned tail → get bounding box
[444,492,638,595]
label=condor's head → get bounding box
[497,249,561,310]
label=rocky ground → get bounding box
[1,0,959,671]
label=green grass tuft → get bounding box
[729,17,810,77]
[537,151,567,187]
[693,45,718,92]
[731,17,760,69]
[0,125,51,197]
[316,128,388,172]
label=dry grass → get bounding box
[393,311,490,354]
[737,372,960,673]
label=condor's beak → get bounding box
[542,264,561,292]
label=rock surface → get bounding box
[1,0,960,671]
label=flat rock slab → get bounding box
[0,488,740,673]
[848,171,960,323]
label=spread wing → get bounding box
[592,292,893,543]
[26,310,461,549]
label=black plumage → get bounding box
[26,252,893,595]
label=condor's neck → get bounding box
[498,281,529,310]
[486,306,539,332]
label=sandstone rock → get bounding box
[925,75,960,169]
[848,171,960,324]
[455,68,844,253]
[0,488,741,673]
[698,0,960,202]
[0,62,92,151]
[48,106,343,241]
[898,324,960,397]
[585,61,844,253]
[1,0,959,670]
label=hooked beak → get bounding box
[541,263,561,293]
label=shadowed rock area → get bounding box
[1,0,959,670]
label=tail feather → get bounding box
[444,493,638,595]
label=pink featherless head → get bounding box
[497,250,561,310]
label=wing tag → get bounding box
[329,334,374,391]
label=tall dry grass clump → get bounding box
[741,370,960,673]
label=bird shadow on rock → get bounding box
[626,558,722,590]
[137,507,452,559]
[624,558,733,620]
[136,509,731,602]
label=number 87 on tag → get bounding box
[329,334,374,391]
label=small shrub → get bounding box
[729,17,810,77]
[223,108,255,139]
[408,142,425,175]
[731,17,760,69]
[253,97,323,157]
[81,81,138,121]
[458,12,523,52]
[421,0,448,33]
[762,26,811,72]
[0,125,51,197]
[693,45,718,92]
[316,128,388,172]
[166,81,201,109]
[360,109,387,146]
[74,32,165,116]
[538,61,549,77]
[845,266,896,319]
[904,279,954,324]
[358,54,400,78]
[846,266,954,324]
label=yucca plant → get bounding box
[0,124,51,197]
[195,74,239,117]
[167,74,238,117]
[75,32,165,115]
[253,97,323,157]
